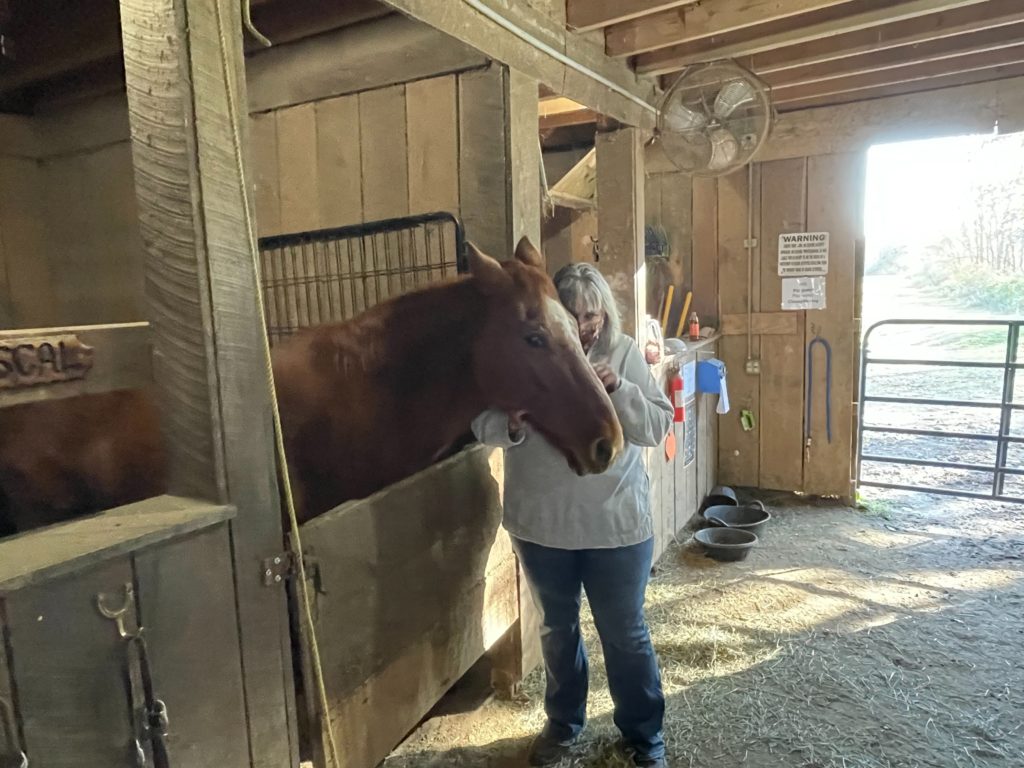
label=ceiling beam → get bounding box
[742,0,1024,75]
[566,1,691,32]
[540,107,600,130]
[633,0,995,72]
[773,45,1024,106]
[606,0,862,57]
[775,60,1024,111]
[762,20,1024,88]
[539,96,588,115]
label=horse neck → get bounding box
[338,278,490,424]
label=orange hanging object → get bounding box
[664,430,677,461]
[688,311,700,341]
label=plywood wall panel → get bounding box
[360,85,409,223]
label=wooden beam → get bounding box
[378,0,658,128]
[567,1,690,32]
[635,0,995,74]
[607,0,861,57]
[776,60,1024,111]
[743,0,1024,75]
[597,127,646,337]
[540,107,599,130]
[773,43,1024,105]
[760,73,1024,159]
[118,0,297,763]
[247,13,488,113]
[761,18,1024,87]
[720,312,799,336]
[539,95,587,115]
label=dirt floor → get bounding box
[382,491,1024,768]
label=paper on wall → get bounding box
[781,277,826,310]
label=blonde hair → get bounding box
[552,263,622,351]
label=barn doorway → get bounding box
[858,130,1024,506]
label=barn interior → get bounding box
[0,1,1022,767]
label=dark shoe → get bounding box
[527,732,576,766]
[616,740,667,767]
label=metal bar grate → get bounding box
[257,212,466,345]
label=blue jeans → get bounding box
[512,536,665,760]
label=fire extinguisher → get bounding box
[669,372,685,423]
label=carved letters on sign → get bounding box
[0,335,95,388]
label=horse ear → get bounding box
[514,236,545,269]
[466,241,510,294]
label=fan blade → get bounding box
[713,79,756,119]
[659,128,712,174]
[707,127,740,171]
[662,100,706,134]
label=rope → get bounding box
[213,2,341,765]
[805,335,833,445]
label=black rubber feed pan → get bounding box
[700,485,738,511]
[693,527,758,562]
[703,501,771,536]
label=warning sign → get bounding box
[778,232,829,276]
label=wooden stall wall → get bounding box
[709,154,867,500]
[0,95,143,328]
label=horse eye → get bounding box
[525,332,547,349]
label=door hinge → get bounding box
[261,551,325,594]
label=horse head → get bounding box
[467,237,624,475]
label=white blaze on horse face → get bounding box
[544,297,582,353]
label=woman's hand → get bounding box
[593,363,620,394]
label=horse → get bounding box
[0,237,623,535]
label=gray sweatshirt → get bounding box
[471,333,673,550]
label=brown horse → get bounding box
[0,237,623,535]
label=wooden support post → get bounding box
[118,1,297,765]
[488,68,545,696]
[596,127,646,339]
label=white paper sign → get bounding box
[778,232,829,276]
[782,277,826,310]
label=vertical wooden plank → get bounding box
[596,127,645,338]
[316,95,363,229]
[360,84,408,225]
[406,76,459,217]
[119,0,298,763]
[134,526,250,768]
[758,158,808,492]
[459,66,509,260]
[5,561,137,765]
[717,167,761,488]
[509,70,542,252]
[249,112,281,237]
[691,177,718,325]
[276,104,320,233]
[360,85,408,300]
[407,76,458,285]
[0,156,53,327]
[804,152,866,498]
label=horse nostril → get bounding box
[592,437,614,468]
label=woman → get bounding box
[472,262,673,767]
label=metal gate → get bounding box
[856,318,1023,502]
[258,212,467,344]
